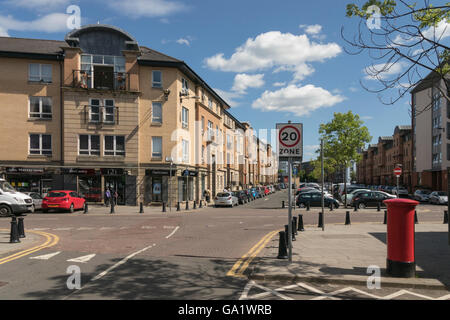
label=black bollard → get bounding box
[306,202,310,211]
[199,200,203,208]
[162,202,166,212]
[318,212,323,228]
[84,202,88,214]
[329,202,333,211]
[277,231,288,259]
[444,210,448,224]
[377,202,381,212]
[18,217,25,238]
[284,224,289,245]
[193,201,197,209]
[110,200,115,214]
[354,203,358,212]
[293,216,298,235]
[139,202,144,214]
[383,210,387,225]
[186,201,189,210]
[9,217,20,243]
[282,200,285,209]
[415,210,418,224]
[291,220,296,241]
[177,202,180,211]
[297,214,305,231]
[345,211,351,225]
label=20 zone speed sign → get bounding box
[277,123,303,161]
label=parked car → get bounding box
[0,179,34,216]
[342,189,371,206]
[42,190,86,213]
[391,186,409,197]
[214,192,238,207]
[429,191,448,205]
[233,191,249,204]
[243,189,253,201]
[296,192,339,209]
[414,189,432,202]
[351,191,396,209]
[23,192,43,211]
[295,187,316,196]
[384,186,394,194]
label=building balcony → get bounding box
[72,69,130,92]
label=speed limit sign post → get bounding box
[277,122,303,263]
[394,165,402,198]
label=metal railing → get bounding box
[72,70,130,91]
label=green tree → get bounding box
[319,111,372,205]
[343,1,450,108]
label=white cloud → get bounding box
[0,13,70,34]
[252,84,345,116]
[349,86,359,92]
[204,31,341,82]
[213,88,242,107]
[176,38,190,46]
[273,82,286,87]
[231,73,265,94]
[0,26,9,37]
[300,24,322,35]
[364,61,406,81]
[107,0,188,18]
[5,0,70,10]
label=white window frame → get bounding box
[104,135,125,156]
[152,102,163,124]
[182,107,189,129]
[103,99,115,124]
[29,96,52,119]
[29,63,52,83]
[79,134,100,156]
[182,139,189,163]
[152,136,163,158]
[207,121,213,140]
[29,134,52,156]
[181,78,189,95]
[152,71,162,88]
[89,99,115,124]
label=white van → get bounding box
[0,179,34,216]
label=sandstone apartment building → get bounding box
[0,24,278,206]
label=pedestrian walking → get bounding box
[105,188,111,206]
[114,190,118,205]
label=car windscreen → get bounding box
[437,192,447,196]
[0,181,16,192]
[47,192,67,197]
[217,193,230,197]
[419,190,431,194]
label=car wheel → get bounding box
[334,203,339,209]
[358,203,366,209]
[42,209,48,213]
[0,204,12,217]
[69,203,74,213]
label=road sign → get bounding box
[394,167,402,177]
[277,123,303,161]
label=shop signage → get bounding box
[62,168,97,175]
[100,168,124,175]
[5,167,44,174]
[146,169,177,176]
[153,183,162,194]
[182,170,198,177]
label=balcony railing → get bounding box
[72,69,130,91]
[84,105,119,125]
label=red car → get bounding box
[42,190,86,213]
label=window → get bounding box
[182,139,189,163]
[29,64,52,83]
[29,97,52,119]
[29,134,51,155]
[152,71,162,88]
[152,102,162,123]
[201,116,205,135]
[227,134,232,149]
[104,136,125,156]
[182,107,189,129]
[181,78,189,94]
[202,145,205,164]
[103,99,115,123]
[152,137,162,158]
[79,135,100,156]
[207,121,213,140]
[89,99,115,123]
[208,98,213,109]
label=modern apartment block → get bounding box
[411,72,449,191]
[357,126,413,191]
[0,24,278,206]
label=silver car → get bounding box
[23,192,43,212]
[214,192,238,207]
[429,191,448,205]
[414,189,431,202]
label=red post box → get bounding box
[383,198,419,277]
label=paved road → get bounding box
[0,190,447,299]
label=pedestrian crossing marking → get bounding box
[30,251,61,260]
[67,254,96,263]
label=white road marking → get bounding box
[31,228,50,231]
[77,227,95,230]
[100,227,115,230]
[163,226,176,229]
[91,244,155,281]
[54,228,72,231]
[141,226,156,229]
[165,226,180,239]
[30,251,61,260]
[67,254,96,264]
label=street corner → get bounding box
[0,229,59,265]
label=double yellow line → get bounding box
[0,230,59,265]
[227,229,281,278]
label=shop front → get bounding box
[4,167,54,195]
[178,169,198,202]
[145,169,176,204]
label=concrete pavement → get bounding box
[248,221,450,291]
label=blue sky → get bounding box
[1,0,437,161]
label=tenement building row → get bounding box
[357,68,450,192]
[0,24,278,206]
